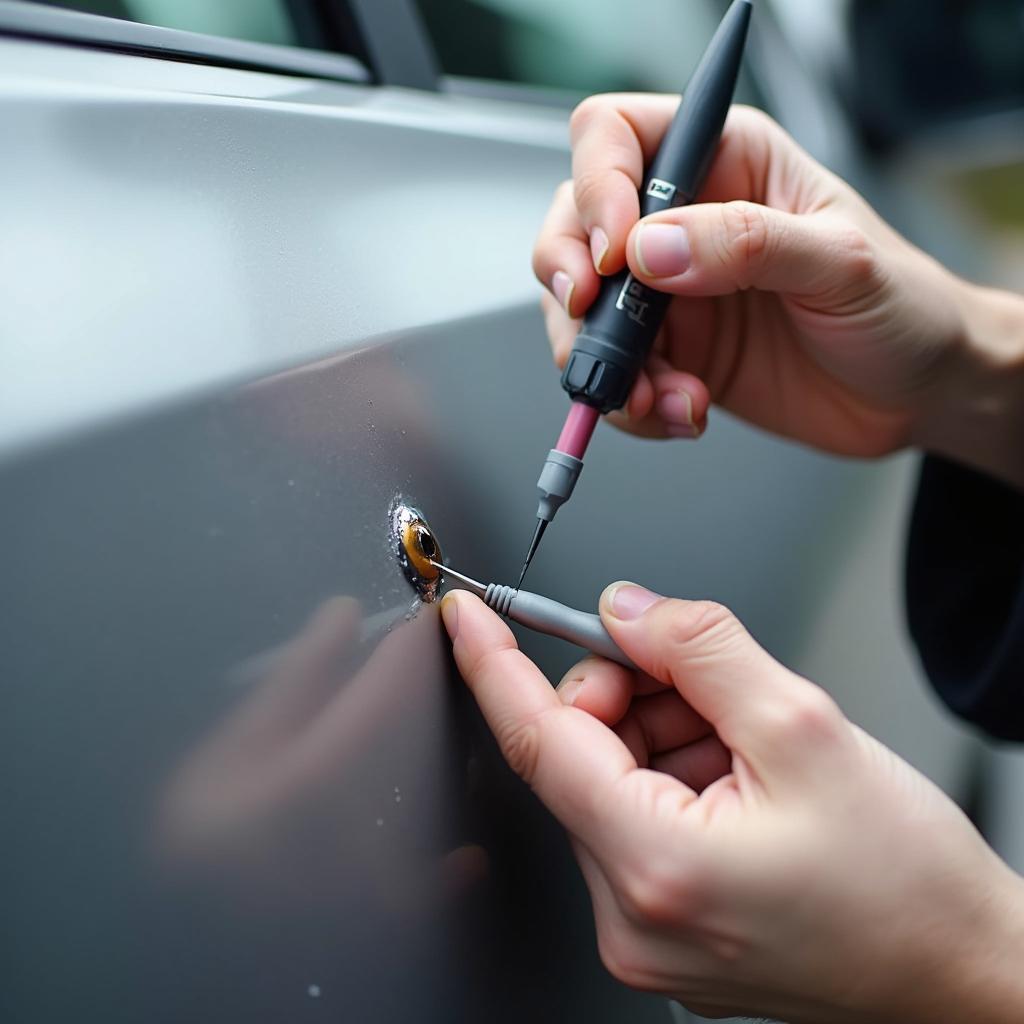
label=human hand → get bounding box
[535,98,1024,478]
[442,586,1024,1023]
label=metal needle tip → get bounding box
[430,561,487,597]
[516,519,548,591]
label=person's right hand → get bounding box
[534,98,1005,462]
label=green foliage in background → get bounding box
[957,164,1024,229]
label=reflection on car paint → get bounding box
[153,596,481,918]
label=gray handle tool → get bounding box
[438,564,637,671]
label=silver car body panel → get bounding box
[0,36,567,457]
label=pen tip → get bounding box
[517,519,548,591]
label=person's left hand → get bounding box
[441,586,1024,1024]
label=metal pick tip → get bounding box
[431,560,487,597]
[516,519,548,591]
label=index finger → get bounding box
[570,99,799,276]
[570,93,679,274]
[441,591,644,847]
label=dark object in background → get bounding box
[906,457,1024,742]
[417,0,514,84]
[416,0,650,94]
[850,0,1024,151]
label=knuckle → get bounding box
[836,225,878,285]
[618,860,696,930]
[717,201,772,287]
[666,600,742,653]
[461,641,508,688]
[729,105,796,157]
[569,94,608,137]
[732,102,773,127]
[730,103,785,141]
[768,687,843,744]
[812,219,886,306]
[619,872,667,927]
[648,600,746,687]
[554,177,575,203]
[573,169,608,218]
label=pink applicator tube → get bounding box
[515,402,598,588]
[555,402,600,460]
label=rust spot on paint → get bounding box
[391,503,443,602]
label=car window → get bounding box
[37,0,300,49]
[417,0,757,98]
[849,0,1024,149]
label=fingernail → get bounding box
[658,391,703,438]
[590,227,609,274]
[606,582,662,621]
[558,676,585,706]
[658,390,696,429]
[635,223,691,278]
[440,594,459,640]
[551,271,575,317]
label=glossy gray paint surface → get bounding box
[1,314,671,1023]
[0,38,567,457]
[1,28,974,1024]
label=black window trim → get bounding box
[340,0,438,92]
[0,0,372,84]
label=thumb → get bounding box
[626,201,875,300]
[600,583,846,783]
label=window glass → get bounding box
[849,0,1024,148]
[417,0,756,98]
[37,0,299,48]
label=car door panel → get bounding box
[1,14,976,1024]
